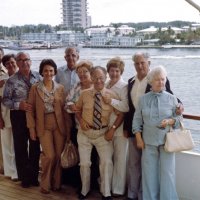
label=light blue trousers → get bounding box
[142,145,179,200]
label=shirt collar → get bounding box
[111,77,126,89]
[92,87,106,97]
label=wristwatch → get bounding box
[112,125,116,129]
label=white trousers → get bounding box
[1,127,18,179]
[77,128,113,197]
[112,135,128,195]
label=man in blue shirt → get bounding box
[3,52,41,188]
[55,47,81,188]
[55,47,80,97]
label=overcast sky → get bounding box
[1,0,200,27]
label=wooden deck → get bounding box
[0,175,124,200]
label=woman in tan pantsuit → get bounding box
[26,59,68,194]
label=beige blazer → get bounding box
[26,81,66,137]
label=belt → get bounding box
[89,125,108,130]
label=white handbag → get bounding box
[164,121,195,153]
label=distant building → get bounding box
[85,25,135,36]
[61,0,90,29]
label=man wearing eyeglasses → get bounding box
[2,52,41,188]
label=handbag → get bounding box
[61,140,79,168]
[164,121,195,153]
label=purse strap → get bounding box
[169,120,185,132]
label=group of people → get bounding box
[0,46,183,200]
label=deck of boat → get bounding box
[0,175,123,200]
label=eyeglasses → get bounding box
[17,58,31,63]
[77,70,89,75]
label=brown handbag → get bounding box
[61,140,79,168]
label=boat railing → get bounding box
[182,113,200,153]
[183,113,200,121]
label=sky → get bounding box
[1,0,200,27]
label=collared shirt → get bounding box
[131,76,148,109]
[76,87,117,127]
[132,91,181,146]
[55,65,79,96]
[2,71,41,110]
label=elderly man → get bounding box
[55,46,80,96]
[124,52,183,200]
[2,52,41,188]
[76,66,123,200]
[55,46,81,187]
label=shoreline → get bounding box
[82,44,200,49]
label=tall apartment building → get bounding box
[62,0,89,29]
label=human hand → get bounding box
[176,103,184,115]
[0,80,5,88]
[135,132,145,149]
[102,93,111,104]
[80,118,90,131]
[104,128,115,141]
[68,103,80,113]
[123,130,129,138]
[29,128,37,141]
[19,101,32,112]
[136,137,145,149]
[159,118,175,128]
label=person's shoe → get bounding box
[31,180,39,186]
[102,196,112,200]
[112,193,124,198]
[52,187,62,192]
[40,187,50,194]
[78,193,87,200]
[21,181,30,188]
[11,178,19,182]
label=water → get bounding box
[4,47,200,152]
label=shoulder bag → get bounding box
[164,121,195,153]
[61,140,79,168]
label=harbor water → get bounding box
[4,47,200,152]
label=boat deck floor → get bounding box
[0,175,124,200]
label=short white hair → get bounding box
[147,65,167,85]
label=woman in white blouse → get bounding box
[104,57,129,197]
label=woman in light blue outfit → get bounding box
[132,65,181,200]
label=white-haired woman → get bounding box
[132,65,181,200]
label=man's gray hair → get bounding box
[147,65,167,84]
[132,52,150,62]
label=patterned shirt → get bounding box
[2,71,41,110]
[37,81,55,113]
[55,65,79,96]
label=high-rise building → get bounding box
[62,0,90,29]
